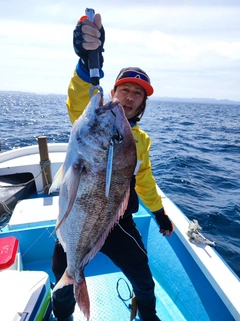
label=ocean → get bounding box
[0,91,239,278]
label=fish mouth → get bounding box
[96,98,120,115]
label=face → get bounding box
[111,82,145,119]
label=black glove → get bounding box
[152,208,173,232]
[73,20,105,70]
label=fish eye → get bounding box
[113,130,123,144]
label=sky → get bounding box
[0,0,240,101]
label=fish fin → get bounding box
[49,164,65,193]
[56,229,67,252]
[81,185,132,268]
[52,269,74,293]
[54,162,84,232]
[74,271,90,321]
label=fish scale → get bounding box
[50,93,137,321]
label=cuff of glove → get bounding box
[76,59,104,84]
[152,208,173,231]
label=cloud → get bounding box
[0,1,239,100]
[146,30,240,61]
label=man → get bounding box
[52,13,173,321]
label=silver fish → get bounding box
[50,92,137,320]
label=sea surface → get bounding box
[0,92,239,277]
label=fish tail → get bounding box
[74,274,90,321]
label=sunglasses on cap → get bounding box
[117,69,150,83]
[115,68,154,96]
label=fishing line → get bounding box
[0,160,51,189]
[117,222,147,256]
[0,160,52,228]
[20,227,56,259]
[0,200,12,214]
[116,277,138,320]
[0,201,12,229]
[116,278,133,301]
[110,109,116,117]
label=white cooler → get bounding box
[0,270,52,321]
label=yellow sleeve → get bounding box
[134,126,163,212]
[66,70,92,124]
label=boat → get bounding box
[0,137,239,321]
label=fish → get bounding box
[49,92,137,320]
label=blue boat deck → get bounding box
[0,194,238,321]
[70,271,187,321]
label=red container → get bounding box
[0,236,19,270]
